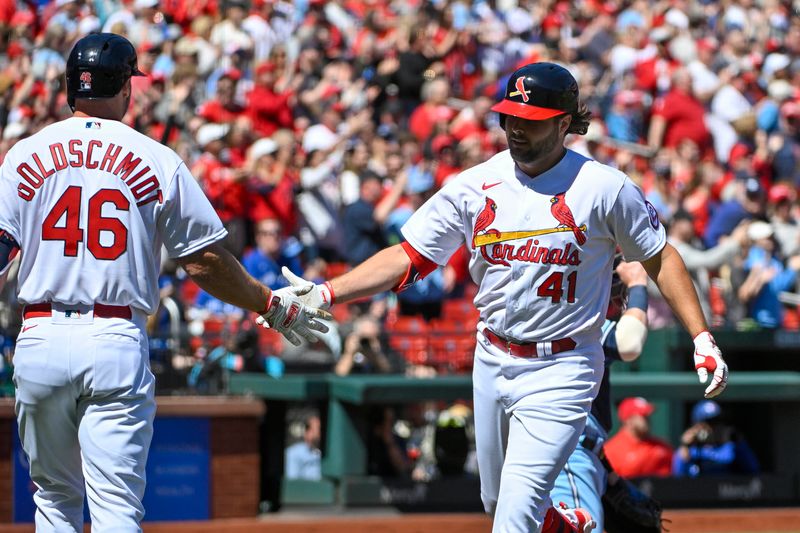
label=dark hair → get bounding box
[567,101,591,135]
[672,209,694,223]
[359,170,381,184]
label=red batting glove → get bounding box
[693,331,729,398]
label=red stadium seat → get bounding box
[331,303,352,324]
[428,333,476,372]
[199,318,225,348]
[181,279,200,305]
[257,327,284,355]
[386,315,429,334]
[784,307,800,331]
[430,317,475,333]
[442,299,480,323]
[389,334,429,365]
[442,299,471,316]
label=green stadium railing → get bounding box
[229,370,800,487]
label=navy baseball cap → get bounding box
[491,62,579,122]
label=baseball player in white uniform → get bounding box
[0,33,329,532]
[276,62,729,532]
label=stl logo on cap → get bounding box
[509,77,531,102]
[79,71,92,91]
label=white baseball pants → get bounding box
[473,330,603,533]
[13,306,155,532]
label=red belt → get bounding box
[23,303,132,320]
[482,329,576,358]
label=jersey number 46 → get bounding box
[42,185,129,260]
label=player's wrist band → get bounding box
[323,281,335,305]
[259,289,275,315]
[627,285,648,311]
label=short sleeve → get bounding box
[0,159,21,243]
[608,178,666,262]
[400,183,466,266]
[158,162,227,258]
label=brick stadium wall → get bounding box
[155,398,264,520]
[0,418,11,522]
[0,397,264,524]
[210,418,260,519]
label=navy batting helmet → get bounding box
[492,62,579,130]
[66,33,145,111]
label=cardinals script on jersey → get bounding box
[402,149,664,343]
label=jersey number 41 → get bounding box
[537,271,577,304]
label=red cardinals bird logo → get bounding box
[511,76,531,102]
[473,197,500,248]
[550,193,586,245]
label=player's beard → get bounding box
[508,125,561,165]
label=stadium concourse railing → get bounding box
[228,326,800,509]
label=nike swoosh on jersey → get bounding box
[22,324,39,333]
[482,181,502,190]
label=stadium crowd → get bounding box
[0,0,795,497]
[0,0,798,389]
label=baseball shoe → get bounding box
[542,502,596,533]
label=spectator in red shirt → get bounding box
[246,61,294,137]
[226,115,255,168]
[604,397,674,478]
[450,95,493,143]
[648,67,712,155]
[191,123,248,256]
[246,136,299,234]
[191,123,227,210]
[197,69,246,124]
[408,77,454,142]
[430,134,461,187]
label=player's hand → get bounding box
[255,286,332,346]
[280,266,334,310]
[693,331,728,398]
[615,260,648,288]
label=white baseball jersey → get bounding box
[401,148,665,342]
[0,116,227,314]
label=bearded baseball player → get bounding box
[277,62,728,532]
[0,33,329,532]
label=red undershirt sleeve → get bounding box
[393,241,438,293]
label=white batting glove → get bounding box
[255,286,332,346]
[279,266,334,310]
[693,331,728,398]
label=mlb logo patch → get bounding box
[79,71,92,91]
[645,200,660,229]
[85,121,101,129]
